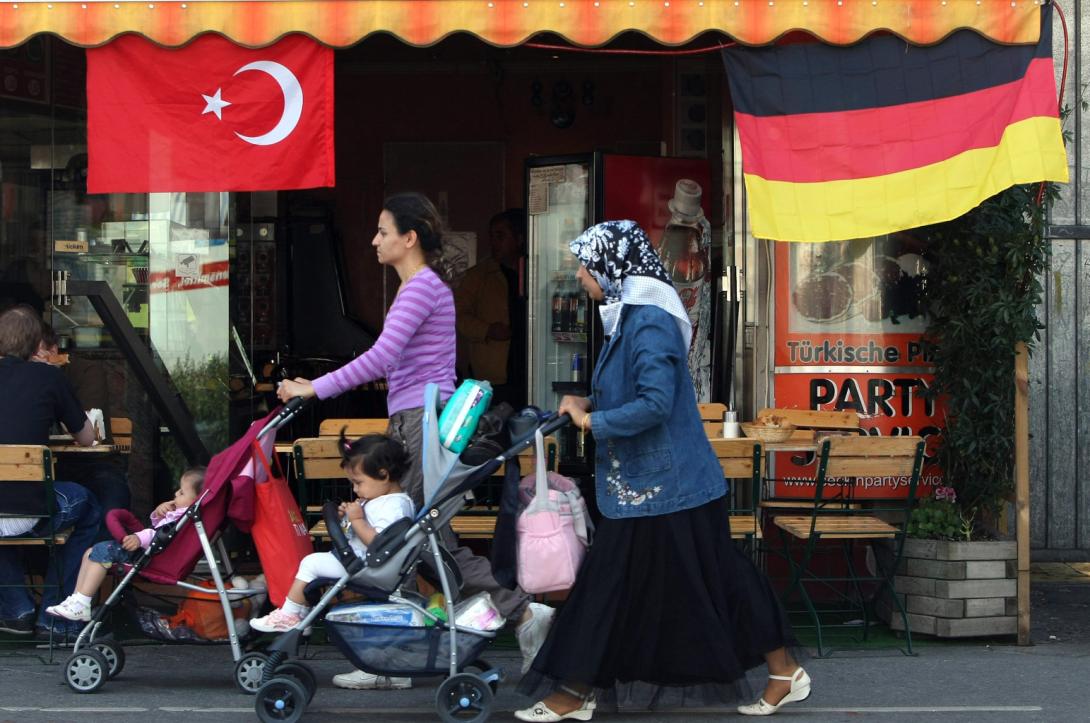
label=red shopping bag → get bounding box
[250,441,312,607]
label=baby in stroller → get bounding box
[46,466,207,623]
[250,432,415,637]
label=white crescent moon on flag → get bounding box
[232,60,303,146]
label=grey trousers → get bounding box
[388,407,531,621]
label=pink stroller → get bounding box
[61,402,305,694]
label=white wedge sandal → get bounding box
[737,667,811,716]
[514,686,597,722]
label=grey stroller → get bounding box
[254,384,568,723]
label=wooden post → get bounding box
[1015,341,1030,645]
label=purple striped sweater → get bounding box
[311,267,456,415]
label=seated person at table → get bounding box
[33,322,131,539]
[0,305,101,636]
[32,323,68,366]
[46,467,205,622]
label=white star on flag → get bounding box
[201,88,231,120]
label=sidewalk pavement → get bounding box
[0,578,1087,722]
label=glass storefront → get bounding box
[0,38,235,508]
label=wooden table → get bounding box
[48,444,124,455]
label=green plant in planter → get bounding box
[907,486,972,541]
[915,179,1058,536]
[160,353,230,481]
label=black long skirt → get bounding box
[517,495,802,709]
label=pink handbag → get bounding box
[516,428,593,594]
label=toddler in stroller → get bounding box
[253,384,570,723]
[46,466,207,623]
[57,402,308,695]
[251,431,415,647]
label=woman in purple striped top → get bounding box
[278,192,456,494]
[277,193,553,689]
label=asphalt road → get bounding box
[1,582,1086,722]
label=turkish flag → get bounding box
[87,34,334,193]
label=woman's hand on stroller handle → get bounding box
[539,412,573,437]
[277,378,315,404]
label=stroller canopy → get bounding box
[137,407,280,585]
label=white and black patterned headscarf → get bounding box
[569,220,691,347]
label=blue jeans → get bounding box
[0,482,101,627]
[55,458,131,542]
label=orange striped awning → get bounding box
[0,0,1043,50]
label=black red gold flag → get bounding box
[722,5,1068,243]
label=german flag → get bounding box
[722,5,1068,243]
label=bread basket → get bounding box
[740,422,795,444]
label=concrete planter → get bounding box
[877,539,1016,638]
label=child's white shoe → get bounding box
[331,669,412,689]
[45,595,90,622]
[250,608,303,633]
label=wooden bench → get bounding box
[296,431,545,543]
[318,418,390,438]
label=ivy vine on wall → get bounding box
[916,181,1058,534]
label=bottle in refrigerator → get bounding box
[658,179,714,401]
[551,285,565,332]
[664,226,708,316]
[567,290,581,334]
[575,293,588,334]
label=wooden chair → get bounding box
[0,445,70,658]
[708,438,764,548]
[292,438,352,538]
[698,402,728,437]
[757,408,862,509]
[772,435,925,656]
[756,407,860,433]
[109,417,133,450]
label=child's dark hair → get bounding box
[40,322,59,350]
[340,430,410,482]
[181,466,206,494]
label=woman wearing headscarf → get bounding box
[515,221,809,721]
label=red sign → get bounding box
[86,34,334,193]
[148,260,230,294]
[772,235,943,498]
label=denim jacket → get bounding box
[588,304,725,519]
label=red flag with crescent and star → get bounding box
[87,34,334,193]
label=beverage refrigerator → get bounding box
[525,152,712,472]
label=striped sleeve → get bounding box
[311,279,437,400]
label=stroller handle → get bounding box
[500,413,572,462]
[257,396,311,440]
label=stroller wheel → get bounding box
[275,661,317,703]
[63,649,109,693]
[92,640,126,679]
[436,673,494,722]
[256,676,308,723]
[234,651,270,694]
